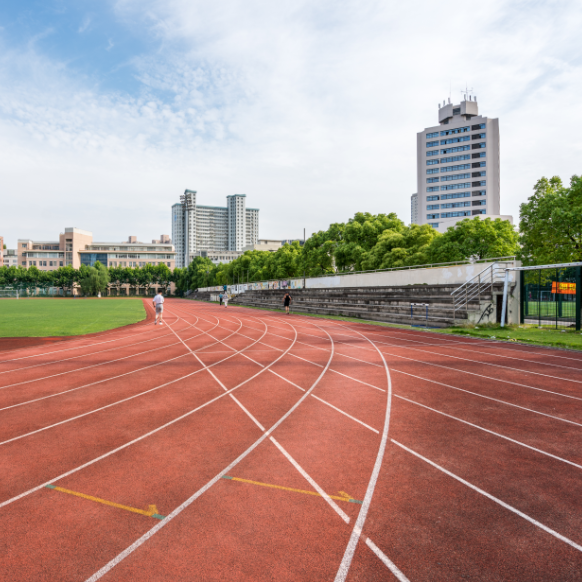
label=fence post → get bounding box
[500,270,510,328]
[576,266,581,332]
[519,270,525,325]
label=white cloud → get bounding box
[78,15,93,34]
[1,0,581,248]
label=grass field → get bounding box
[0,298,146,337]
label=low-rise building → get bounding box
[2,249,18,267]
[17,228,176,270]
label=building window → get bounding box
[427,186,440,192]
[472,209,487,215]
[473,190,486,197]
[426,140,439,148]
[426,213,439,220]
[471,123,486,130]
[428,222,439,228]
[427,195,440,201]
[440,154,471,164]
[441,164,470,173]
[441,182,471,191]
[441,201,470,209]
[471,133,486,140]
[427,177,440,183]
[440,126,469,136]
[472,200,487,206]
[426,150,439,157]
[441,211,471,218]
[440,136,470,145]
[472,152,486,159]
[453,107,461,115]
[472,180,487,187]
[471,143,486,150]
[426,159,439,166]
[440,145,470,155]
[441,192,470,200]
[472,171,486,178]
[426,168,439,175]
[427,204,440,210]
[472,161,486,168]
[426,132,439,139]
[440,173,471,182]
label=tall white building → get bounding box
[172,190,260,268]
[415,96,512,232]
[410,193,418,224]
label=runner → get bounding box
[153,290,164,325]
[219,292,223,306]
[283,291,292,314]
[224,293,229,308]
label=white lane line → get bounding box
[359,326,582,364]
[392,439,582,553]
[83,313,335,582]
[270,436,350,523]
[0,312,300,509]
[392,368,582,428]
[333,324,393,582]
[0,320,216,413]
[394,394,582,471]
[267,369,306,391]
[371,338,582,386]
[329,368,385,392]
[365,538,410,582]
[311,395,379,434]
[379,347,582,403]
[0,330,176,378]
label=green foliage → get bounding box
[78,262,110,296]
[518,175,582,265]
[428,217,519,263]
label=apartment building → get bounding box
[17,228,175,270]
[410,194,418,225]
[414,96,512,232]
[2,249,18,267]
[172,190,260,268]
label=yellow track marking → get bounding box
[223,476,361,504]
[45,485,164,518]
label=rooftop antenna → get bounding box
[461,83,474,101]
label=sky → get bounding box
[1,0,581,248]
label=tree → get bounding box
[52,266,78,295]
[427,217,518,263]
[78,261,110,296]
[518,175,582,265]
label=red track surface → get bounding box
[1,298,582,581]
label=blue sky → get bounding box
[1,0,581,247]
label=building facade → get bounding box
[172,190,260,268]
[410,194,418,224]
[3,249,18,267]
[416,96,512,233]
[0,236,3,267]
[17,228,175,270]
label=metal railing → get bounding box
[451,262,514,319]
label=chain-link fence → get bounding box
[520,266,581,330]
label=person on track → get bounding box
[153,290,164,325]
[283,291,292,314]
[219,292,223,306]
[224,293,229,308]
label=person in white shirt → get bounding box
[153,291,165,325]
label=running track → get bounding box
[1,298,582,581]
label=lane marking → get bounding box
[221,475,363,504]
[45,485,165,519]
[392,368,582,428]
[365,538,410,582]
[83,313,335,582]
[394,394,582,471]
[311,395,379,434]
[392,439,582,553]
[333,323,393,582]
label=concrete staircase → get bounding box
[216,284,502,327]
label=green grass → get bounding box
[523,302,576,317]
[0,298,146,337]
[189,299,582,351]
[439,323,582,351]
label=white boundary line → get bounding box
[392,439,582,553]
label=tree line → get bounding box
[0,262,174,296]
[4,173,581,296]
